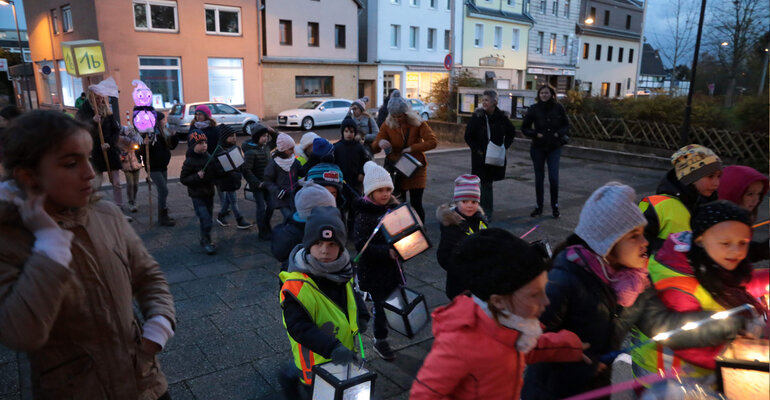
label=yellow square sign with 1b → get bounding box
[62,40,106,77]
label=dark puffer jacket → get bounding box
[521,100,569,152]
[352,196,401,299]
[242,139,272,191]
[435,204,487,299]
[140,113,178,172]
[263,157,301,209]
[76,100,122,172]
[180,149,220,198]
[464,107,516,182]
[271,215,305,266]
[333,138,369,190]
[214,129,243,192]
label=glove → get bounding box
[330,343,357,365]
[276,189,286,200]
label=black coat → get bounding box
[180,149,220,198]
[242,140,272,191]
[352,196,401,299]
[333,139,369,189]
[435,205,487,299]
[376,98,389,128]
[140,114,178,172]
[77,101,122,172]
[521,100,569,152]
[464,107,516,182]
[271,217,304,265]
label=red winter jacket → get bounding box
[410,295,584,400]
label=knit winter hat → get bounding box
[276,133,295,152]
[352,96,369,112]
[298,132,320,151]
[305,162,344,191]
[303,206,347,250]
[671,144,722,186]
[455,228,547,301]
[194,105,212,118]
[691,200,752,239]
[188,130,207,147]
[574,182,648,257]
[294,182,337,221]
[453,175,481,202]
[387,90,410,115]
[312,137,334,158]
[250,123,270,142]
[341,116,358,135]
[363,161,394,196]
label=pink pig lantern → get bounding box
[132,80,156,133]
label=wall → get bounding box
[374,0,452,64]
[462,15,529,71]
[261,63,359,118]
[575,35,639,97]
[527,0,579,66]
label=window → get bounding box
[583,42,589,59]
[335,25,346,48]
[615,82,622,97]
[391,0,400,3]
[562,35,568,55]
[446,0,451,10]
[618,47,624,62]
[138,57,183,108]
[627,77,631,89]
[429,0,437,8]
[474,24,483,47]
[552,0,558,15]
[601,82,609,97]
[604,10,610,25]
[133,1,178,32]
[58,60,83,107]
[410,0,419,6]
[537,31,544,53]
[549,33,556,55]
[295,76,333,97]
[427,28,436,50]
[607,46,613,61]
[628,48,634,63]
[563,0,570,17]
[409,26,419,49]
[279,20,292,45]
[51,9,60,35]
[307,22,319,47]
[511,28,520,50]
[584,81,592,94]
[507,0,515,5]
[595,44,601,60]
[390,24,400,47]
[540,0,546,13]
[493,26,502,49]
[205,5,241,35]
[590,7,596,21]
[444,29,450,50]
[61,6,73,33]
[208,58,244,105]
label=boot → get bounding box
[159,208,176,227]
[200,235,217,255]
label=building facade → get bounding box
[574,0,644,98]
[638,42,690,96]
[24,0,264,116]
[524,0,580,92]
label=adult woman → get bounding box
[464,90,516,219]
[0,110,175,399]
[521,85,569,218]
[188,105,218,154]
[372,91,437,222]
[349,97,378,158]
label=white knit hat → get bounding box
[363,161,394,196]
[574,182,648,257]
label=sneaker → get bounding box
[236,217,253,230]
[530,207,543,217]
[216,214,229,227]
[552,206,560,219]
[200,236,217,255]
[129,202,138,213]
[373,339,396,361]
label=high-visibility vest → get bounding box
[639,195,692,242]
[279,271,359,385]
[296,154,308,166]
[630,255,723,383]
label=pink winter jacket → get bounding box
[410,295,584,400]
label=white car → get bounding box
[167,102,260,138]
[277,98,352,130]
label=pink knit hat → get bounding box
[194,104,212,118]
[276,133,295,152]
[454,175,481,202]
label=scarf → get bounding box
[472,295,544,353]
[274,155,295,172]
[194,121,211,129]
[566,245,650,307]
[290,247,354,283]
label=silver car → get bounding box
[407,98,437,120]
[167,102,261,138]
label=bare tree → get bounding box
[708,0,767,106]
[653,0,697,95]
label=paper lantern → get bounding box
[217,146,244,172]
[131,80,156,133]
[311,362,377,400]
[380,203,431,261]
[384,286,429,338]
[394,153,423,178]
[715,337,769,400]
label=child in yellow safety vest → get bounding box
[278,206,369,399]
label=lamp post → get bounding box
[0,0,33,110]
[680,0,708,146]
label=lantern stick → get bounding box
[753,220,769,228]
[358,333,366,362]
[89,90,113,184]
[520,225,539,239]
[562,370,675,400]
[353,209,393,263]
[201,144,223,172]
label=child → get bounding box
[436,174,488,299]
[334,116,370,229]
[278,206,369,399]
[718,165,769,261]
[264,133,301,222]
[180,130,220,255]
[243,124,275,240]
[300,137,335,178]
[640,144,722,253]
[410,229,586,399]
[294,132,320,167]
[0,110,175,399]
[214,126,251,229]
[118,126,143,213]
[352,161,400,361]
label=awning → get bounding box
[405,65,449,73]
[485,71,497,79]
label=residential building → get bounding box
[24,0,263,117]
[0,29,31,62]
[459,0,533,90]
[262,0,362,117]
[359,0,453,108]
[574,0,644,98]
[524,0,580,92]
[638,42,689,96]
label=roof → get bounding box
[640,43,667,76]
[465,0,535,25]
[576,24,642,41]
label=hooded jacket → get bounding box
[436,204,488,299]
[410,295,584,400]
[0,194,175,400]
[464,107,516,182]
[352,196,402,299]
[718,166,770,261]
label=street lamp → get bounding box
[0,0,33,110]
[721,41,729,46]
[584,17,594,25]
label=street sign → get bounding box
[0,58,7,73]
[61,40,106,77]
[444,54,453,71]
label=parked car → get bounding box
[277,98,353,130]
[407,98,437,120]
[167,102,260,138]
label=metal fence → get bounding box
[568,115,769,165]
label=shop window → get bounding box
[205,5,241,35]
[208,58,244,105]
[296,76,333,97]
[133,0,178,32]
[138,57,183,108]
[58,60,83,107]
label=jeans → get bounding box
[150,171,169,212]
[123,169,140,204]
[93,170,123,208]
[396,188,425,223]
[253,188,274,234]
[219,191,243,219]
[191,196,214,237]
[530,146,561,209]
[480,179,494,215]
[371,294,389,340]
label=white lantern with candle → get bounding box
[311,361,377,400]
[394,153,423,178]
[383,286,430,338]
[715,337,769,400]
[380,203,431,261]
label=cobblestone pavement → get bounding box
[1,143,766,400]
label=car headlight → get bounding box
[289,114,298,118]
